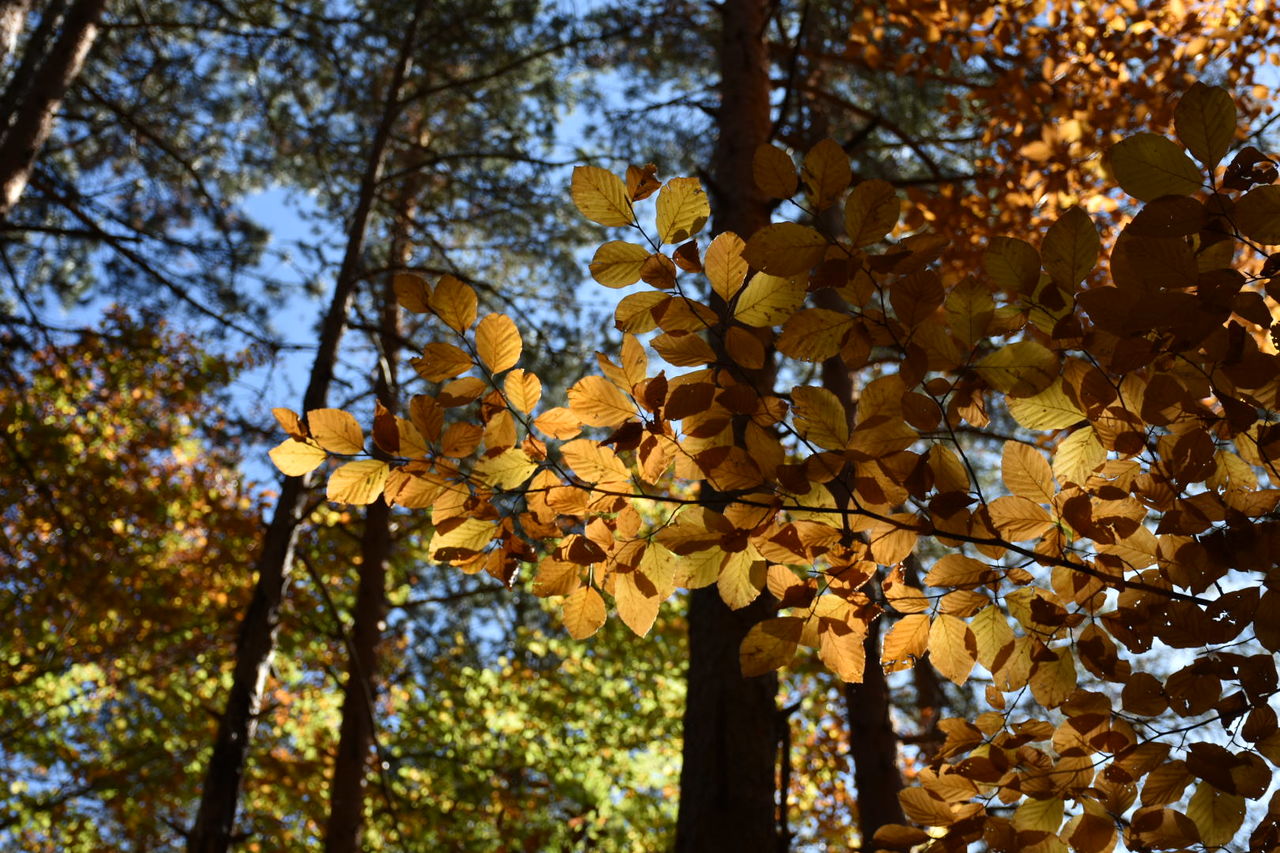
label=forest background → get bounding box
[5,0,1280,851]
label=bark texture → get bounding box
[187,6,424,850]
[675,0,778,849]
[0,0,106,219]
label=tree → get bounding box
[277,84,1280,848]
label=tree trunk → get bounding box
[187,6,425,851]
[324,168,417,853]
[676,0,777,849]
[844,617,905,845]
[0,0,106,220]
[0,0,31,69]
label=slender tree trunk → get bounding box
[0,0,105,220]
[0,0,31,69]
[844,617,905,845]
[187,6,425,851]
[324,174,417,853]
[676,0,777,849]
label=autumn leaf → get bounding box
[742,223,828,276]
[802,138,852,211]
[1175,82,1236,169]
[974,340,1057,397]
[753,143,797,198]
[928,614,977,685]
[734,272,807,327]
[308,408,365,454]
[392,271,432,313]
[475,313,521,373]
[843,178,899,247]
[739,616,803,677]
[430,274,478,333]
[326,459,388,505]
[571,165,634,227]
[269,438,327,477]
[1108,132,1204,201]
[562,586,607,640]
[655,177,709,243]
[704,232,748,301]
[589,241,651,287]
[567,375,634,428]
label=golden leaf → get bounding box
[472,447,537,489]
[308,408,365,454]
[503,369,542,413]
[776,309,853,362]
[268,438,327,477]
[412,341,473,382]
[567,375,634,427]
[272,407,306,439]
[1186,782,1245,847]
[790,386,851,451]
[560,438,629,484]
[1001,442,1054,504]
[589,240,651,287]
[970,605,1015,671]
[532,407,581,439]
[1028,646,1076,709]
[843,178,899,247]
[742,222,828,276]
[475,313,521,374]
[898,788,957,827]
[655,176,709,244]
[734,272,807,327]
[1006,379,1084,430]
[392,271,431,313]
[802,138,852,211]
[615,291,667,333]
[974,340,1058,397]
[740,616,803,677]
[1053,426,1105,485]
[614,568,663,637]
[562,586,607,640]
[1012,796,1064,833]
[928,614,977,685]
[983,236,1040,294]
[753,143,798,198]
[326,459,388,505]
[429,274,478,333]
[570,165,634,227]
[718,552,765,610]
[881,613,930,671]
[704,231,748,301]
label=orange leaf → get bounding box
[475,313,522,373]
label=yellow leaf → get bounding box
[438,376,487,407]
[945,276,995,346]
[475,313,521,374]
[326,459,388,505]
[589,240,651,287]
[561,438,629,484]
[1001,442,1054,504]
[1107,132,1203,202]
[430,274,477,333]
[802,138,852,211]
[570,165,634,227]
[924,555,992,588]
[718,552,765,610]
[655,176,709,243]
[412,341,473,382]
[395,417,428,457]
[776,308,853,362]
[1007,380,1085,431]
[970,605,1015,671]
[614,568,663,637]
[740,616,803,677]
[734,272,807,327]
[567,375,634,428]
[974,340,1058,397]
[1186,781,1245,846]
[308,408,365,454]
[843,178,899,247]
[881,613,930,671]
[725,326,766,369]
[704,231,748,301]
[429,517,496,562]
[563,586,607,639]
[1012,796,1064,833]
[742,222,828,276]
[272,407,306,439]
[533,407,581,439]
[392,271,431,313]
[615,291,667,333]
[818,623,866,682]
[653,330,716,366]
[753,143,797,198]
[1175,82,1236,169]
[898,788,958,826]
[988,495,1054,541]
[1053,427,1105,485]
[503,369,542,413]
[268,438,327,477]
[928,614,977,685]
[1028,646,1076,709]
[472,447,537,489]
[791,385,850,451]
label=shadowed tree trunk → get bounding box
[0,0,31,68]
[0,0,106,219]
[676,0,778,848]
[187,5,425,851]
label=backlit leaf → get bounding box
[589,241,650,287]
[1053,427,1105,485]
[882,613,930,671]
[740,616,803,677]
[704,232,748,301]
[1007,380,1085,430]
[326,459,388,505]
[430,274,478,333]
[844,179,899,247]
[790,385,851,451]
[562,586,607,639]
[503,369,542,413]
[1175,82,1236,168]
[472,447,537,489]
[1235,185,1280,244]
[475,313,521,373]
[571,165,634,226]
[974,341,1058,397]
[308,408,365,454]
[929,614,977,685]
[1001,442,1054,504]
[567,375,634,427]
[412,342,473,382]
[984,236,1040,293]
[743,223,828,276]
[269,438,327,477]
[753,143,798,198]
[615,568,663,637]
[392,272,431,313]
[735,272,807,327]
[655,177,710,243]
[802,138,852,210]
[1187,781,1244,846]
[1108,132,1203,201]
[776,309,853,362]
[1041,206,1098,290]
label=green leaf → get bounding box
[1108,132,1203,201]
[1175,83,1236,169]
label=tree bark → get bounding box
[0,0,106,220]
[676,0,777,849]
[0,0,32,70]
[844,617,906,846]
[187,5,425,851]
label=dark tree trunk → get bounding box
[676,0,778,849]
[0,0,106,220]
[844,617,906,845]
[187,6,425,851]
